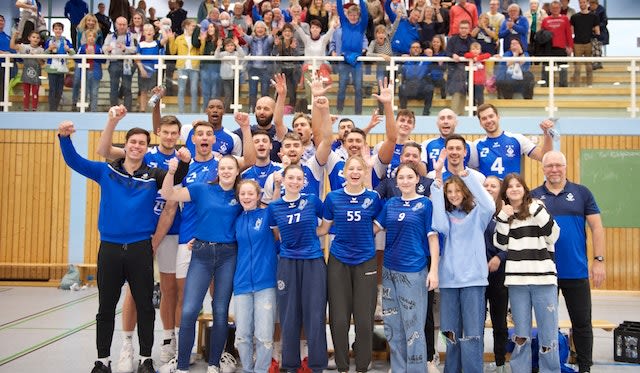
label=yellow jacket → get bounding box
[169,33,206,70]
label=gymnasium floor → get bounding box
[0,286,638,372]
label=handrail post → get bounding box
[545,59,558,118]
[465,59,475,117]
[628,60,639,118]
[77,56,89,113]
[155,56,166,110]
[387,57,398,111]
[1,56,13,112]
[231,56,242,113]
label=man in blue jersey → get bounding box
[421,108,470,173]
[470,103,555,178]
[234,73,289,162]
[531,150,605,373]
[427,134,485,183]
[58,113,190,373]
[241,129,282,189]
[332,113,381,161]
[96,108,185,370]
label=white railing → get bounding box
[1,54,638,117]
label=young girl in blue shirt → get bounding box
[267,164,327,373]
[373,163,440,373]
[318,155,382,373]
[162,155,242,373]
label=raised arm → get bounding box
[273,73,288,141]
[310,79,333,166]
[161,158,192,203]
[96,105,127,160]
[372,78,398,165]
[151,86,165,134]
[234,112,256,171]
[429,151,449,235]
[58,121,103,181]
[529,118,555,161]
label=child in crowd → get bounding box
[367,24,393,111]
[44,22,74,112]
[10,30,43,111]
[137,23,169,112]
[241,20,274,113]
[75,29,105,112]
[464,42,491,107]
[215,37,245,112]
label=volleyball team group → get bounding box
[58,75,605,373]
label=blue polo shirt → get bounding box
[531,181,600,279]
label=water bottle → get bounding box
[148,86,165,108]
[547,117,560,139]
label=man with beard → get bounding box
[427,134,485,183]
[234,73,289,162]
[420,108,471,173]
[241,130,283,190]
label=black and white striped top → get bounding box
[494,200,560,286]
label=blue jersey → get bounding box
[383,143,404,178]
[531,181,600,280]
[470,131,536,178]
[331,154,388,191]
[144,146,181,235]
[181,124,241,157]
[375,196,435,272]
[187,183,241,243]
[262,157,325,203]
[323,189,382,265]
[268,194,323,259]
[234,208,278,294]
[421,136,471,173]
[179,158,219,244]
[241,161,283,189]
[137,40,162,75]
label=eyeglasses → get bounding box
[543,163,566,169]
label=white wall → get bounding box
[606,20,640,56]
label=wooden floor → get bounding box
[0,286,638,372]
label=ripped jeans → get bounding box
[234,287,276,373]
[439,286,486,373]
[509,284,560,373]
[382,267,428,373]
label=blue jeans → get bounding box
[200,63,221,111]
[178,68,199,113]
[72,71,100,112]
[382,267,427,373]
[247,65,272,111]
[509,284,560,373]
[439,286,486,373]
[108,61,132,110]
[48,73,64,111]
[337,62,362,114]
[234,288,276,373]
[177,240,237,370]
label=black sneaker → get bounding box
[91,360,112,373]
[137,358,155,373]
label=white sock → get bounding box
[272,341,282,360]
[139,355,151,362]
[123,331,133,343]
[163,329,175,342]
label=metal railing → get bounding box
[1,54,638,117]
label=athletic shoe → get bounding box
[220,352,237,373]
[91,361,112,373]
[427,360,440,373]
[268,358,280,373]
[160,339,177,363]
[297,357,312,373]
[158,358,177,373]
[117,342,134,372]
[136,358,155,373]
[327,356,337,369]
[207,365,220,373]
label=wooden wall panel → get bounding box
[1,131,639,290]
[0,130,69,280]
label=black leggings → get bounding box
[96,240,155,358]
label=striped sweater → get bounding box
[494,200,560,286]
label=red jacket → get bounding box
[541,15,573,49]
[464,51,491,84]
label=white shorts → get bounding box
[375,231,385,251]
[156,235,179,274]
[176,243,193,279]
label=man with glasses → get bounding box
[532,150,606,373]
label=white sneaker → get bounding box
[160,339,177,363]
[427,361,440,373]
[327,356,337,369]
[207,365,220,373]
[158,358,177,373]
[219,352,237,373]
[117,341,134,372]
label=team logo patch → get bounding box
[298,199,308,211]
[229,199,238,206]
[277,280,285,291]
[141,173,149,180]
[566,193,575,202]
[505,145,515,158]
[412,202,424,211]
[362,198,373,209]
[417,184,425,193]
[254,217,262,230]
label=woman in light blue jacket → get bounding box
[430,148,495,373]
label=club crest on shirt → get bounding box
[254,217,262,230]
[505,145,515,158]
[298,198,308,211]
[229,199,238,206]
[412,202,424,211]
[566,193,575,202]
[277,280,285,291]
[219,142,228,154]
[417,184,425,193]
[362,198,373,209]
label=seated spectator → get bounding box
[498,3,529,54]
[398,41,434,115]
[426,34,447,100]
[496,38,534,99]
[524,0,547,55]
[472,13,498,55]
